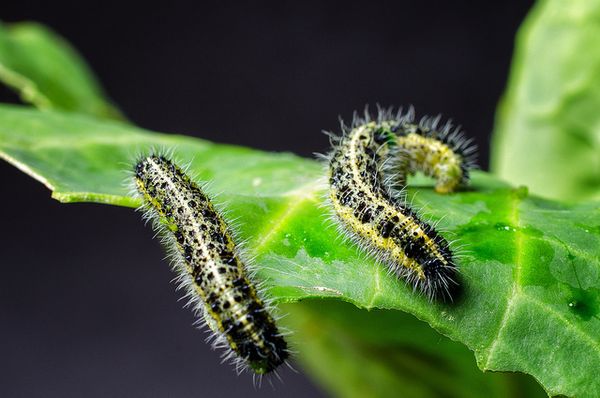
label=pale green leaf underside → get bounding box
[0,21,122,120]
[286,300,544,398]
[1,105,599,397]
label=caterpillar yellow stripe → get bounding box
[133,155,289,375]
[391,108,477,194]
[326,108,476,300]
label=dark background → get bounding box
[1,1,533,397]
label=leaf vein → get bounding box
[484,191,523,368]
[254,189,318,250]
[524,295,600,355]
[367,267,383,308]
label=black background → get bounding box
[1,1,533,397]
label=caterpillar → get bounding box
[133,154,289,375]
[391,108,477,194]
[325,108,477,300]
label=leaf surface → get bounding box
[1,105,598,397]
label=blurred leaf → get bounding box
[492,0,600,201]
[0,21,122,119]
[284,300,545,398]
[1,105,599,397]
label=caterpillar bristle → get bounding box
[132,154,290,376]
[324,106,477,301]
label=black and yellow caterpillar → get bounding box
[326,108,477,300]
[134,155,289,375]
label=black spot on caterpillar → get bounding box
[325,107,477,300]
[133,154,289,375]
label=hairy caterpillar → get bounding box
[133,154,289,375]
[325,108,477,300]
[391,108,477,194]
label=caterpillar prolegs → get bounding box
[326,108,477,301]
[133,155,289,375]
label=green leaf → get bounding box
[491,0,600,202]
[1,105,598,397]
[284,300,545,398]
[0,21,122,120]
